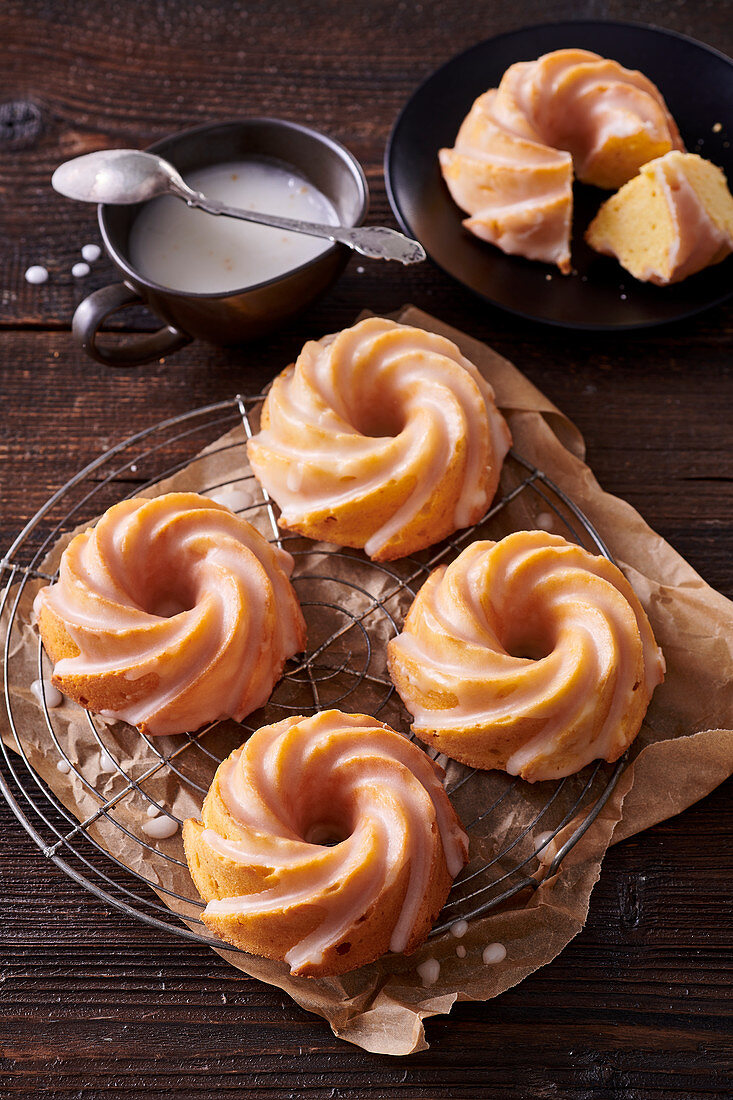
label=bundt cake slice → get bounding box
[586,151,733,284]
[439,90,574,272]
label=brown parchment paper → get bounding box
[2,306,732,1056]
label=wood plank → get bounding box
[1,782,730,1097]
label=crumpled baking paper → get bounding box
[1,306,731,1055]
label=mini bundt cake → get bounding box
[586,151,733,284]
[183,710,469,976]
[34,493,306,735]
[439,48,683,271]
[387,531,665,782]
[246,317,512,562]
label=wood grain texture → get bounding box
[1,1,732,1096]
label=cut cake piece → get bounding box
[585,151,733,285]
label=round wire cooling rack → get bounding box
[1,395,628,954]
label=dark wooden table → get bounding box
[2,2,731,1096]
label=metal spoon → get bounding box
[52,149,426,265]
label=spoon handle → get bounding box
[182,190,426,265]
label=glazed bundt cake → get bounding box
[439,48,683,271]
[183,710,469,976]
[440,88,574,272]
[387,531,665,782]
[586,151,733,284]
[246,317,512,561]
[34,493,306,735]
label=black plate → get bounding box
[385,20,733,330]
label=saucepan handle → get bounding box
[72,282,192,367]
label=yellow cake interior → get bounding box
[586,151,733,284]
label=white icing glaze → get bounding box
[33,493,306,735]
[128,158,339,293]
[142,815,179,839]
[247,318,511,561]
[25,265,48,284]
[207,485,255,512]
[417,958,441,986]
[285,463,304,494]
[198,711,469,972]
[388,531,665,782]
[482,942,507,965]
[99,749,117,773]
[31,678,63,708]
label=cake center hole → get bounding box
[500,618,555,662]
[148,590,195,618]
[508,640,551,661]
[350,399,405,439]
[305,822,347,847]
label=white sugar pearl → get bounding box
[72,262,90,278]
[142,815,179,839]
[455,945,466,959]
[416,958,440,986]
[482,942,507,965]
[450,919,469,938]
[25,265,48,284]
[535,511,555,532]
[56,759,71,774]
[81,243,101,263]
